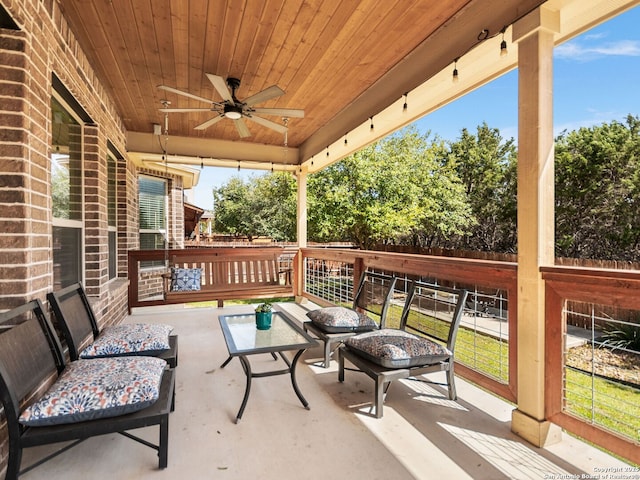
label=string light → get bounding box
[344,133,348,146]
[200,160,203,169]
[237,161,240,171]
[452,58,459,83]
[326,146,329,157]
[403,93,408,112]
[370,116,374,132]
[500,27,508,56]
[311,156,314,166]
[271,162,274,173]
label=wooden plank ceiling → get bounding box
[56,0,545,164]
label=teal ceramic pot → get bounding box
[255,312,272,330]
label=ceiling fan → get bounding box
[158,74,304,138]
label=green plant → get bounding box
[600,321,640,352]
[255,302,273,313]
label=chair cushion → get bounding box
[79,323,173,359]
[345,329,452,368]
[170,267,202,291]
[306,306,377,333]
[19,356,166,426]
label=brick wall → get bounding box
[0,0,179,310]
[0,1,181,470]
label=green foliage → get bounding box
[52,163,70,219]
[212,172,296,241]
[212,177,253,237]
[255,302,273,313]
[555,115,640,260]
[445,122,518,252]
[209,115,640,261]
[308,127,474,248]
[600,321,640,352]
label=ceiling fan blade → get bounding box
[245,115,288,134]
[244,85,285,106]
[251,107,304,118]
[206,74,234,105]
[194,115,224,130]
[234,118,251,138]
[158,85,213,104]
[159,108,214,113]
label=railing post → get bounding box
[353,256,364,299]
[127,251,138,313]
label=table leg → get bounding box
[236,355,252,423]
[290,349,310,409]
[220,355,233,368]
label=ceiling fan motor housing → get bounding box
[224,77,244,118]
[226,77,241,93]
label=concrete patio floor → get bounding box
[21,302,633,480]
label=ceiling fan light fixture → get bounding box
[224,104,243,120]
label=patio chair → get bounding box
[304,271,398,368]
[338,280,468,418]
[0,299,175,478]
[47,283,178,368]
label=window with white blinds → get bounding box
[139,176,166,231]
[139,176,167,268]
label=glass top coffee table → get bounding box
[218,308,318,423]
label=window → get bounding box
[139,176,167,267]
[107,152,117,279]
[51,96,83,289]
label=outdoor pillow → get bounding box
[79,323,174,358]
[306,306,377,333]
[19,356,166,426]
[345,328,451,368]
[170,267,202,291]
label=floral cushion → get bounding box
[19,356,166,426]
[306,307,378,333]
[345,329,451,368]
[170,267,202,291]
[79,323,173,359]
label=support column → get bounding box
[294,168,308,300]
[511,6,562,447]
[296,168,308,248]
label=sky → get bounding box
[190,6,640,210]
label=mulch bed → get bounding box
[566,345,640,387]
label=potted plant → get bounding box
[255,302,273,330]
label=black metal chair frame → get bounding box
[47,283,178,368]
[304,271,398,368]
[0,299,175,479]
[338,281,468,418]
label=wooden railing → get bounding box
[126,245,639,464]
[299,247,519,402]
[542,266,640,465]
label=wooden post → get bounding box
[511,5,562,447]
[295,168,308,300]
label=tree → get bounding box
[212,177,254,239]
[445,123,518,252]
[212,173,297,241]
[308,127,473,248]
[250,172,297,241]
[555,115,640,260]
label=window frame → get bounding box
[138,175,168,269]
[51,92,85,288]
[107,151,117,280]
